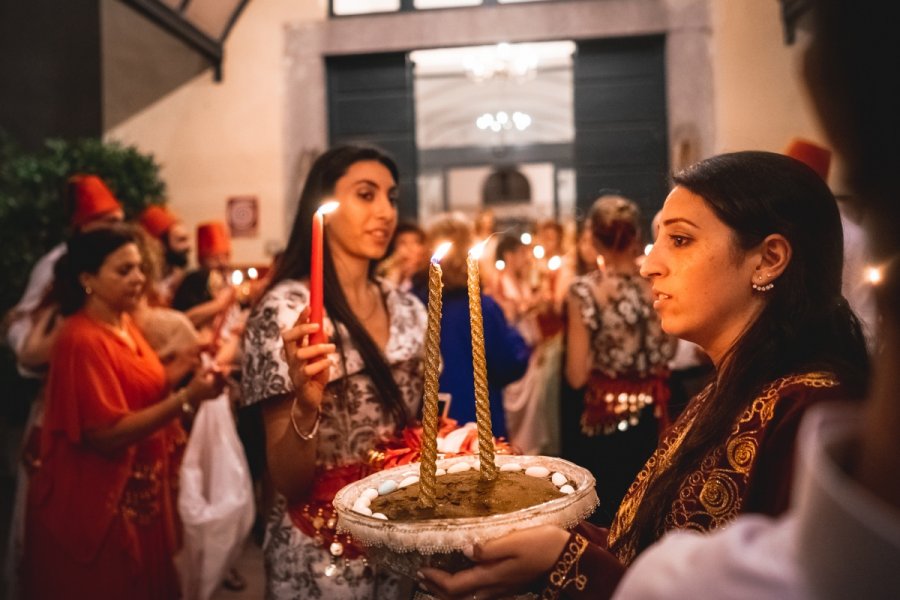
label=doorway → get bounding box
[325,35,669,233]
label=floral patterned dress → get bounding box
[567,270,675,524]
[241,278,426,600]
[569,270,675,433]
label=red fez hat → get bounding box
[139,204,179,239]
[783,138,832,181]
[197,221,231,261]
[68,174,123,228]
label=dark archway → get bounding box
[483,166,531,205]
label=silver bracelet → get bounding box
[290,397,321,440]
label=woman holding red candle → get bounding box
[240,145,426,599]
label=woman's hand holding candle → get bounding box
[282,306,336,416]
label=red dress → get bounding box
[23,313,186,599]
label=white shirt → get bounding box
[5,243,66,377]
[614,403,900,599]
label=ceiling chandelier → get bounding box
[475,111,532,133]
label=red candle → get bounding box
[309,201,339,345]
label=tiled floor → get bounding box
[211,540,266,600]
[208,541,430,600]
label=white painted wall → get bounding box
[710,1,835,183]
[711,0,844,192]
[105,0,327,267]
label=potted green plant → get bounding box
[0,131,166,421]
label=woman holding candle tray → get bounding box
[419,150,869,600]
[240,145,426,599]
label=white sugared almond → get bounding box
[361,488,379,501]
[559,484,575,494]
[436,468,447,476]
[525,466,551,478]
[500,462,523,472]
[353,505,373,516]
[353,496,371,509]
[447,461,472,473]
[551,472,568,487]
[378,480,398,495]
[371,512,388,520]
[399,475,420,488]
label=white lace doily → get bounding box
[334,455,598,578]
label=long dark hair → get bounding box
[268,145,408,428]
[612,151,870,557]
[53,225,137,315]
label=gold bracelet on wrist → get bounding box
[290,396,321,440]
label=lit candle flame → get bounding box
[432,241,452,264]
[644,243,654,256]
[247,267,259,280]
[469,239,489,260]
[317,200,340,215]
[547,255,562,271]
[533,245,545,259]
[495,259,506,271]
[520,232,533,245]
[231,270,244,286]
[865,266,883,285]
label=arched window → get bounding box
[483,166,531,205]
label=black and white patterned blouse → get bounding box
[569,270,675,378]
[240,277,426,600]
[241,277,426,467]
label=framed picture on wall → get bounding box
[227,195,258,237]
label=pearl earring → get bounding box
[85,285,93,295]
[751,280,774,292]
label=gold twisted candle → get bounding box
[419,242,451,508]
[467,242,497,481]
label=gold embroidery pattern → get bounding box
[541,534,589,600]
[119,431,184,527]
[608,372,837,564]
[698,472,739,517]
[120,459,163,525]
[607,384,711,554]
[726,434,757,473]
